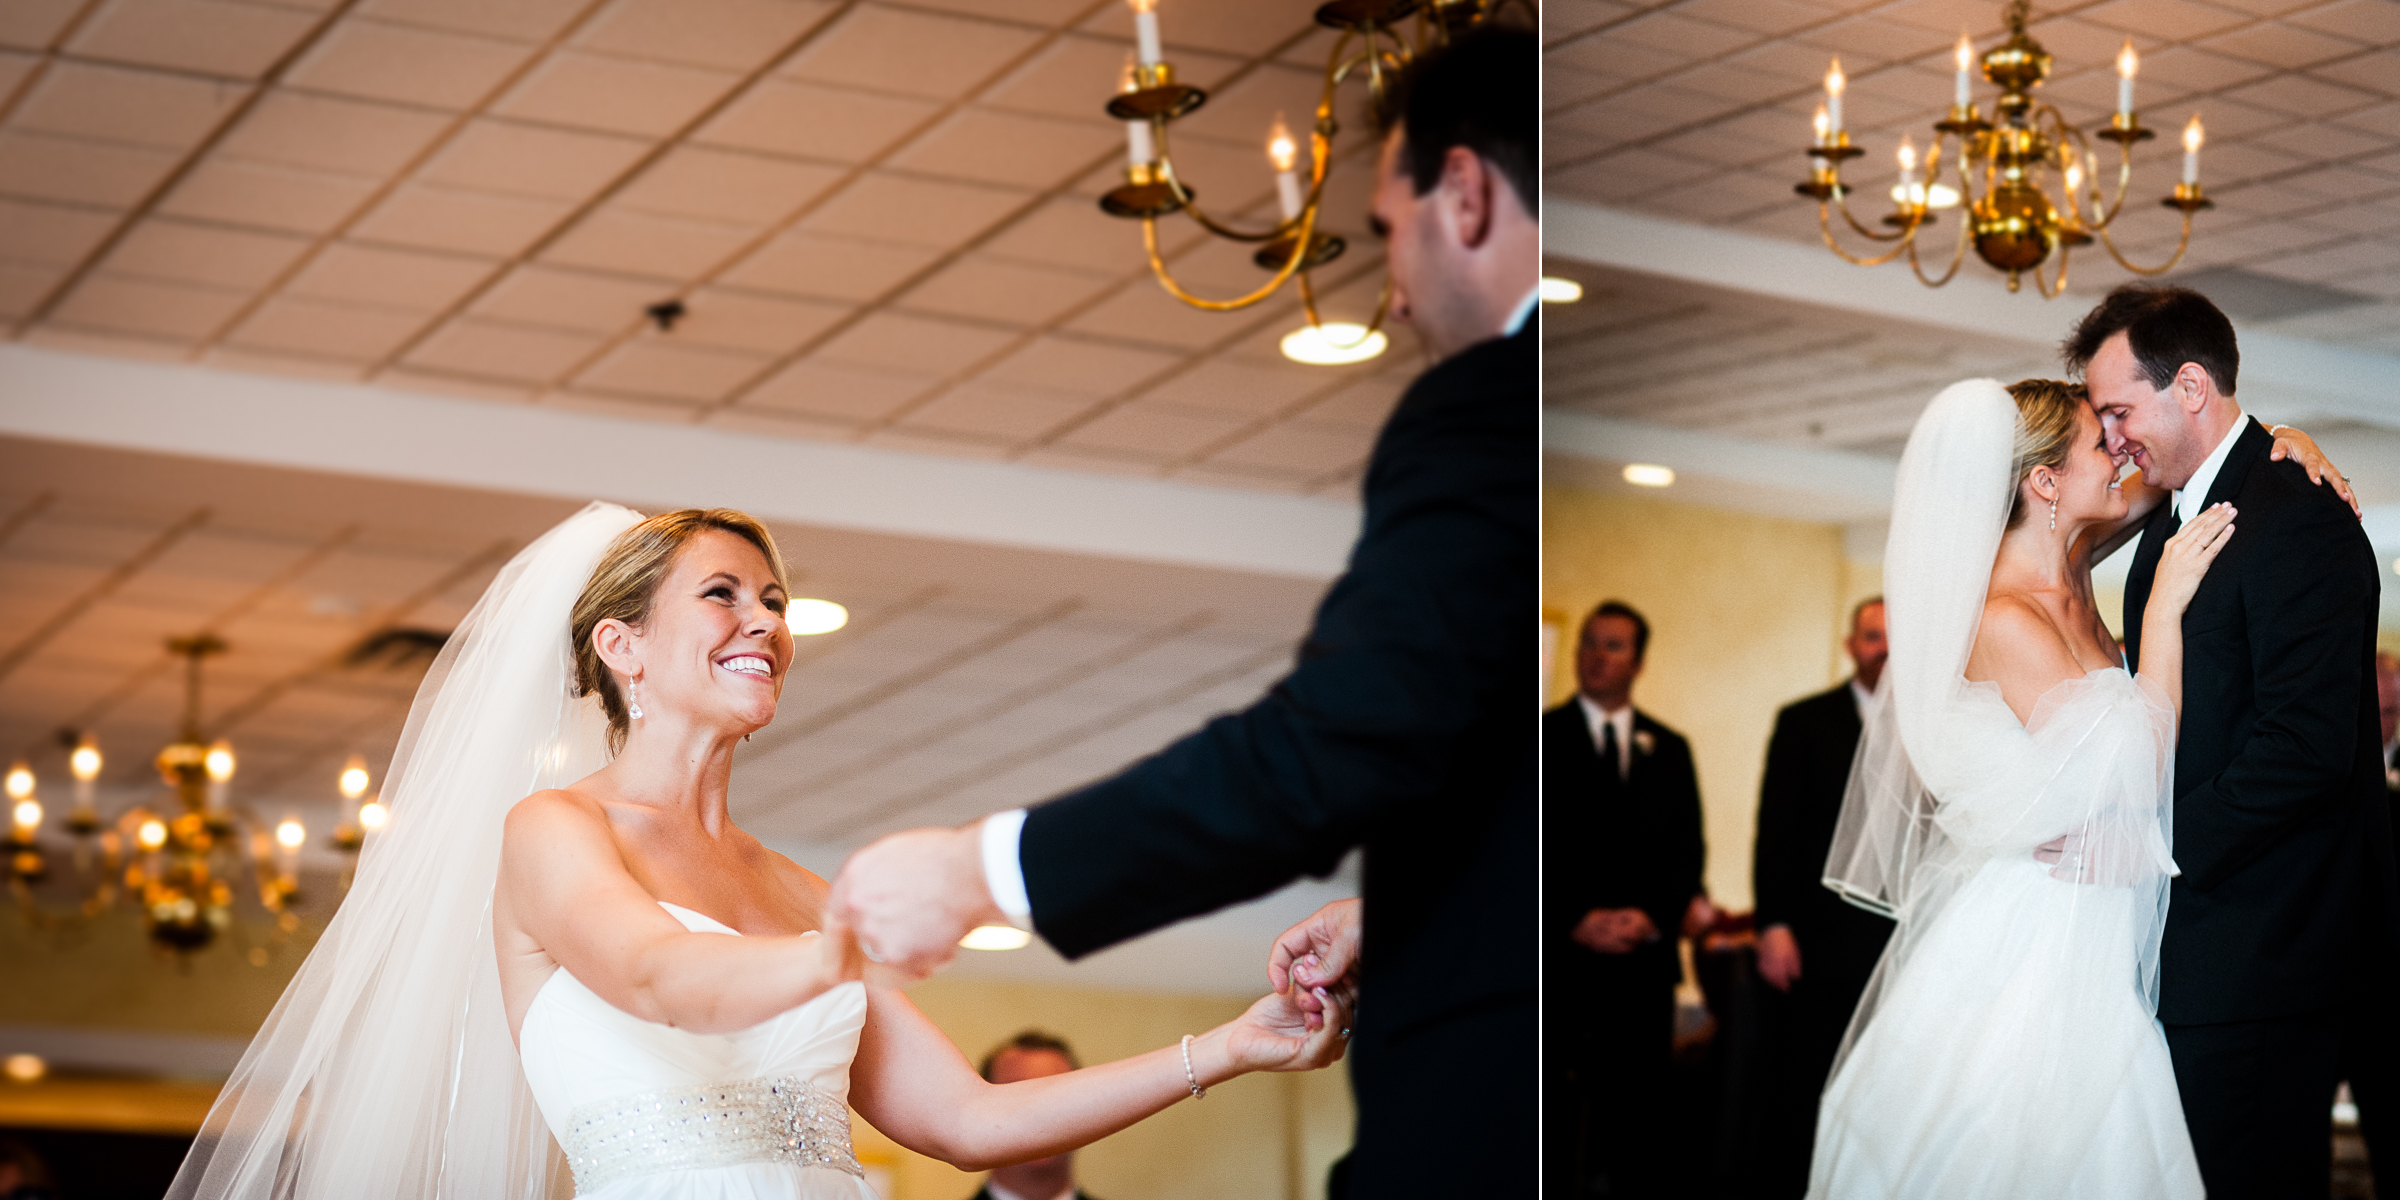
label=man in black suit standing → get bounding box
[1748,597,1896,1197]
[964,1032,1105,1200]
[1545,600,1707,1198]
[2071,284,2400,1200]
[2343,652,2400,1187]
[828,25,1536,1200]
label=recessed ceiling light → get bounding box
[960,924,1032,950]
[1623,464,1675,488]
[1281,322,1387,365]
[786,598,848,636]
[1539,276,1584,303]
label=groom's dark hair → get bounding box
[1374,24,1536,215]
[2062,284,2239,397]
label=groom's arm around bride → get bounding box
[2071,284,2400,1198]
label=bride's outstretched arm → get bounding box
[848,981,1351,1170]
[497,790,861,1035]
[2135,503,2238,720]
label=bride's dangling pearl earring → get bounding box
[628,679,644,720]
[2049,499,2058,532]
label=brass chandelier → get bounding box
[6,634,383,955]
[1794,0,2211,296]
[1098,0,1517,363]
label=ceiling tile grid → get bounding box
[2,0,1415,499]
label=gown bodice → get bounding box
[518,903,877,1198]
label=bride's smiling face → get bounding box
[611,530,794,737]
[2048,403,2129,527]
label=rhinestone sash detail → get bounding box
[560,1075,862,1192]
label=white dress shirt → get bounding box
[1576,694,1634,780]
[2173,414,2254,526]
[1850,675,1884,720]
[1503,284,1540,338]
[984,1181,1075,1200]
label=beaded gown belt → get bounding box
[560,1075,862,1192]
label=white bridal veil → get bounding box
[1821,380,2179,1070]
[167,501,642,1200]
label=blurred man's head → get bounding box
[979,1032,1082,1195]
[1847,598,1888,692]
[1576,601,1647,709]
[1369,24,1537,363]
[2377,652,2398,747]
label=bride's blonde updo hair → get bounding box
[570,508,789,750]
[2005,378,2087,529]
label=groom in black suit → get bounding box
[829,26,1537,1200]
[1545,601,1707,1198]
[2070,284,2400,1199]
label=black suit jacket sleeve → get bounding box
[1016,330,1534,959]
[1646,726,1707,938]
[2174,492,2377,891]
[1753,702,1814,932]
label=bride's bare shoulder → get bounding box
[1970,594,2082,677]
[502,788,615,857]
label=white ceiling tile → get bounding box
[0,261,65,319]
[799,171,1031,248]
[541,207,756,280]
[67,0,321,79]
[353,0,591,43]
[200,344,373,379]
[571,0,838,71]
[716,230,943,301]
[980,334,1181,397]
[415,118,652,200]
[2286,0,2400,44]
[156,158,378,233]
[0,0,84,50]
[472,264,664,333]
[2309,48,2400,98]
[1014,443,1166,477]
[216,90,453,176]
[0,131,181,207]
[894,255,1111,328]
[676,287,847,352]
[979,194,1146,274]
[350,183,574,257]
[2200,20,2372,69]
[1298,373,1407,430]
[779,4,1046,101]
[691,78,940,163]
[982,34,1243,122]
[885,105,1120,189]
[403,317,604,382]
[0,198,116,266]
[899,379,1090,440]
[285,241,498,310]
[16,324,190,360]
[740,357,933,420]
[375,364,536,402]
[490,50,740,138]
[98,217,313,289]
[1169,459,1315,492]
[2220,70,2384,117]
[615,146,844,225]
[0,46,33,97]
[50,273,247,340]
[1133,357,1332,419]
[903,0,1084,25]
[13,60,249,149]
[813,311,1018,376]
[573,338,769,401]
[1059,276,1238,350]
[1076,0,1309,60]
[282,19,535,109]
[1057,401,1248,458]
[224,295,426,360]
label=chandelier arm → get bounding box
[1905,202,1972,287]
[1141,202,1320,310]
[2096,128,2137,228]
[1817,203,1915,266]
[1828,182,1917,243]
[2093,210,2196,276]
[2057,124,2103,228]
[1154,143,1299,244]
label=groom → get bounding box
[2068,284,2400,1198]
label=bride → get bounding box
[167,504,1352,1199]
[1808,379,2345,1199]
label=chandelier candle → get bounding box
[1269,117,1302,221]
[1954,35,1973,109]
[1129,0,1161,67]
[2116,41,2137,121]
[2183,116,2202,184]
[1825,58,1845,135]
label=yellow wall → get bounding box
[1543,484,1870,909]
[3,915,1351,1200]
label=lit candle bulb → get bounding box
[1896,135,1918,195]
[339,756,370,802]
[1267,115,1302,220]
[205,740,235,813]
[2182,115,2203,185]
[69,740,99,817]
[2117,40,2138,121]
[11,797,38,842]
[1812,102,1829,148]
[1120,57,1154,168]
[1954,34,1973,109]
[2064,157,2083,198]
[1128,0,1162,68]
[1824,58,1845,137]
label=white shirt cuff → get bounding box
[979,808,1033,929]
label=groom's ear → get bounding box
[2171,362,2213,413]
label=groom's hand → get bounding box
[1269,899,1361,1032]
[829,822,1006,976]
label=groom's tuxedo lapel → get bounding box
[2122,419,2267,673]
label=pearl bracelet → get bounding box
[1180,1034,1206,1099]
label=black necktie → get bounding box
[1599,721,1624,781]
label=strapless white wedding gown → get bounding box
[1809,669,2203,1199]
[519,903,881,1199]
